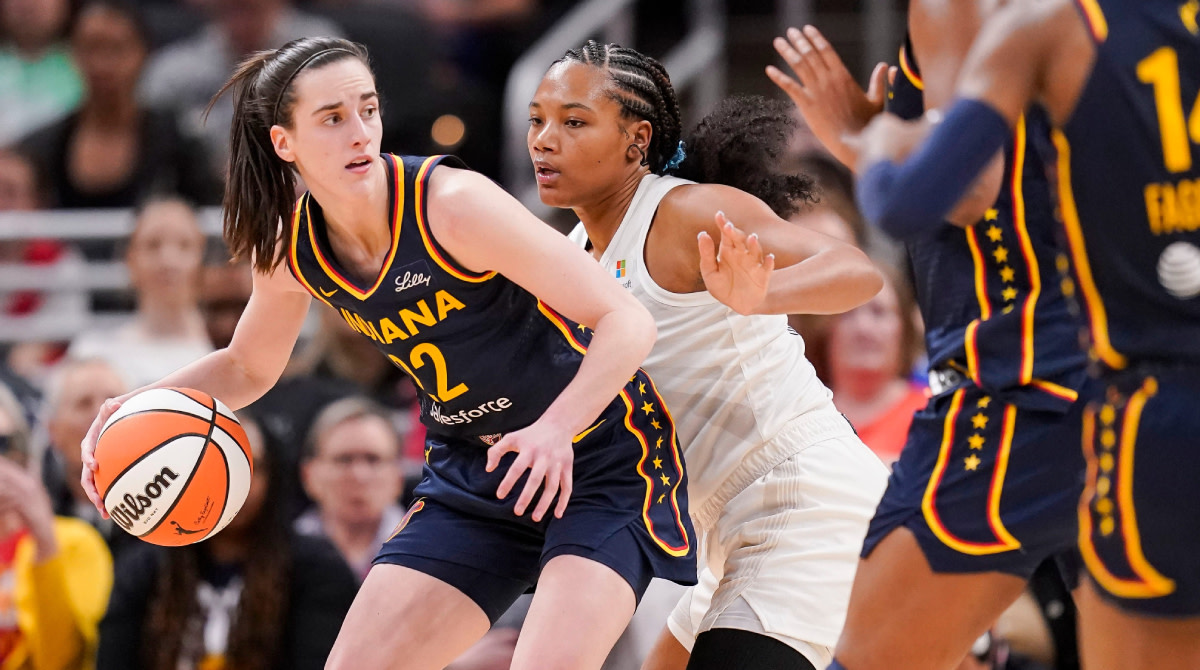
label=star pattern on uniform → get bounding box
[986,225,1003,243]
[1002,286,1019,302]
[1002,304,1015,314]
[999,266,1015,283]
[653,456,663,469]
[577,323,587,332]
[642,401,655,415]
[964,454,982,471]
[660,473,671,486]
[984,208,999,221]
[638,382,647,394]
[971,413,989,429]
[968,434,986,450]
[655,436,664,450]
[977,396,992,408]
[993,246,1009,264]
[651,419,662,430]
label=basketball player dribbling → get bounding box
[78,37,698,670]
[848,1,1200,667]
[529,41,891,670]
[767,5,1096,669]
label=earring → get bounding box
[628,144,648,166]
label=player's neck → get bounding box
[574,168,647,258]
[312,163,391,259]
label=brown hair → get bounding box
[207,37,371,273]
[143,412,291,670]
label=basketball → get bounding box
[93,388,254,546]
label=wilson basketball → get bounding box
[94,388,254,546]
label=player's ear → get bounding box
[631,120,652,160]
[270,125,295,163]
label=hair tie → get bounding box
[273,48,354,124]
[664,140,687,172]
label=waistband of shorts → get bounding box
[690,407,855,530]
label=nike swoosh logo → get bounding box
[573,419,606,444]
[319,286,338,298]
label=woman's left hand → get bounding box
[699,212,775,315]
[485,420,576,522]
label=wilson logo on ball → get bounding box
[109,466,180,532]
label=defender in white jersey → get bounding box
[529,42,890,670]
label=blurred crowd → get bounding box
[0,1,1078,669]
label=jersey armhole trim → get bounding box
[1072,0,1109,43]
[414,155,498,284]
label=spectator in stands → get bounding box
[0,0,81,146]
[825,263,927,465]
[0,147,88,378]
[200,260,252,350]
[0,380,113,670]
[19,0,221,210]
[97,411,359,670]
[140,0,342,180]
[40,358,127,529]
[295,397,404,581]
[68,196,212,387]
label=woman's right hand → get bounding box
[80,394,132,517]
[766,25,890,169]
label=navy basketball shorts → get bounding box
[374,370,697,623]
[862,382,1088,578]
[1078,367,1200,616]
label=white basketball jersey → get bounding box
[569,174,837,526]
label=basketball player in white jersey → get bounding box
[528,41,890,670]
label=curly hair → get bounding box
[674,95,816,219]
[558,42,814,218]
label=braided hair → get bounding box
[557,41,683,174]
[558,41,815,218]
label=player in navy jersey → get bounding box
[768,6,1092,670]
[851,0,1200,668]
[78,37,696,670]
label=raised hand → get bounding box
[766,25,889,168]
[698,212,775,316]
[485,420,575,522]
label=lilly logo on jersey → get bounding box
[429,397,513,426]
[109,466,180,531]
[395,260,435,295]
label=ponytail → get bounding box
[206,37,370,273]
[673,95,816,219]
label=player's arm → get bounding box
[660,183,883,316]
[854,0,1064,238]
[908,0,1007,227]
[80,255,312,512]
[426,166,657,519]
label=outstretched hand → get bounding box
[698,212,775,316]
[485,420,575,522]
[766,25,890,168]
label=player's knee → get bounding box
[686,629,817,670]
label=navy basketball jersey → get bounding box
[885,36,1088,410]
[1049,0,1200,368]
[287,154,592,438]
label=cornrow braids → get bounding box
[558,41,683,173]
